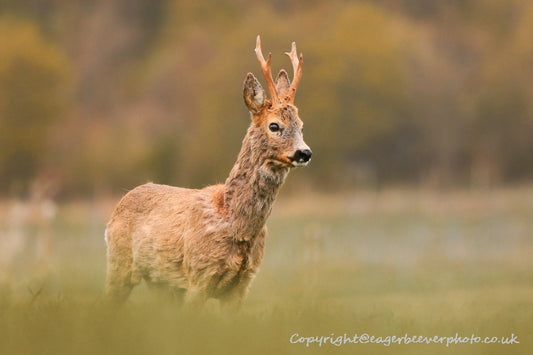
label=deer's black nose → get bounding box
[293,149,312,163]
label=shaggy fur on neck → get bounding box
[224,124,289,242]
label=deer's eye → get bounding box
[269,123,280,133]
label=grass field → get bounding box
[0,187,532,354]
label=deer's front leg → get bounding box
[184,287,208,310]
[218,271,256,312]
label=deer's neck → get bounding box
[223,126,289,241]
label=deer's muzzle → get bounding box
[290,148,312,167]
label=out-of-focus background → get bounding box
[0,1,532,354]
[2,0,533,194]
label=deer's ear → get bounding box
[275,69,290,98]
[243,73,265,114]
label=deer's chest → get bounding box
[210,240,255,296]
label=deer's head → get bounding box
[243,36,312,170]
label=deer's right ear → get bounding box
[243,73,265,114]
[275,69,290,98]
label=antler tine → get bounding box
[285,41,303,103]
[255,35,280,105]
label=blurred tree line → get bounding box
[1,0,532,197]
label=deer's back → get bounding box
[105,181,227,242]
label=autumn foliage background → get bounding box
[2,0,533,197]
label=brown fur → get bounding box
[105,38,310,309]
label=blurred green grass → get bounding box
[0,187,531,354]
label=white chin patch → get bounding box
[291,160,310,167]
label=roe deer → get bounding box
[105,36,311,309]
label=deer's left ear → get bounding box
[243,73,265,114]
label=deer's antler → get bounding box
[285,41,303,104]
[255,35,280,105]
